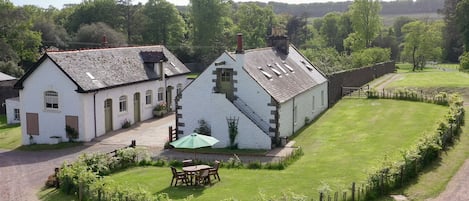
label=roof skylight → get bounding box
[284,64,294,72]
[275,63,287,74]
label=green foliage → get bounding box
[301,47,353,74]
[65,125,78,140]
[193,119,211,136]
[234,3,274,49]
[75,22,127,48]
[0,61,24,78]
[121,119,132,129]
[143,0,186,47]
[459,51,469,70]
[348,0,382,50]
[456,0,469,52]
[401,20,443,70]
[352,47,390,68]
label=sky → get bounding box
[10,0,354,9]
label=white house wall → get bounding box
[234,57,275,135]
[278,82,328,137]
[179,53,271,149]
[19,58,187,145]
[20,58,82,144]
[5,98,20,124]
[85,76,187,140]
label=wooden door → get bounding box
[104,99,113,132]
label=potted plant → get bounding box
[153,102,167,117]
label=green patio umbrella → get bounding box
[170,133,219,149]
[170,133,219,161]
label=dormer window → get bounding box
[140,51,168,80]
[44,91,59,110]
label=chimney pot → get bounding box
[236,33,244,54]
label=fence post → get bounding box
[168,126,173,142]
[351,182,355,201]
[320,192,324,201]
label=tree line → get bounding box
[0,0,467,78]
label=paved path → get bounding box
[0,114,294,201]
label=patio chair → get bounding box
[208,160,221,181]
[196,169,211,186]
[170,166,188,186]
[182,159,193,167]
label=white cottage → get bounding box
[177,34,328,150]
[14,46,190,145]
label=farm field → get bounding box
[106,99,447,200]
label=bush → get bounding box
[459,51,469,70]
[352,48,391,68]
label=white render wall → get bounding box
[5,98,20,124]
[179,53,271,149]
[278,82,328,137]
[234,55,275,135]
[20,58,82,144]
[19,58,187,145]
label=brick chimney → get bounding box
[236,33,244,54]
[267,28,289,55]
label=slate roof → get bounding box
[241,45,327,103]
[0,72,16,81]
[15,46,190,92]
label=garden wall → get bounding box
[327,61,396,107]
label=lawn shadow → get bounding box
[156,184,210,200]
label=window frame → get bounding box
[157,87,164,101]
[44,91,59,110]
[14,108,20,121]
[119,95,127,112]
[145,90,152,105]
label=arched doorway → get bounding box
[134,92,141,123]
[104,99,113,132]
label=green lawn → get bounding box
[105,99,447,200]
[0,115,21,149]
[375,106,469,200]
[389,71,469,88]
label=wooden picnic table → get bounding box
[183,165,211,185]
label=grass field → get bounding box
[102,99,447,201]
[0,115,21,149]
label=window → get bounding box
[145,90,152,105]
[14,108,20,120]
[221,69,231,82]
[119,96,127,112]
[44,91,59,109]
[176,84,182,95]
[321,90,325,106]
[158,87,164,101]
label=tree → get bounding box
[74,22,127,48]
[234,3,274,49]
[286,14,308,47]
[190,0,233,64]
[401,21,443,71]
[143,0,186,47]
[456,0,469,52]
[65,0,122,33]
[0,2,41,67]
[392,16,415,43]
[320,12,340,50]
[440,0,463,62]
[348,0,382,50]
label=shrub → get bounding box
[65,125,78,141]
[459,51,469,70]
[121,119,132,129]
[352,47,391,68]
